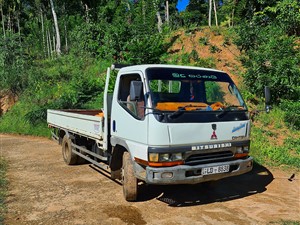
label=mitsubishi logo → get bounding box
[211,124,218,140]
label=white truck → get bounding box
[47,64,269,201]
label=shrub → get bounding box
[181,53,191,64]
[211,27,221,36]
[189,49,199,61]
[209,45,221,53]
[199,37,209,46]
[222,36,231,46]
[194,57,216,68]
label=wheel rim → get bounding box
[63,142,69,161]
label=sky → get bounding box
[176,0,190,12]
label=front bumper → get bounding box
[145,157,253,185]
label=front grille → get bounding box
[185,151,234,165]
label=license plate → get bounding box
[201,165,230,175]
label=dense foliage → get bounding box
[0,34,29,94]
[235,0,300,102]
[233,0,300,130]
[237,26,300,101]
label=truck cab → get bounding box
[109,64,253,200]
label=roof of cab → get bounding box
[113,64,225,74]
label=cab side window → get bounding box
[118,74,145,119]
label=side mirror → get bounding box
[129,81,143,101]
[264,86,271,113]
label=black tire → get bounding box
[122,152,138,201]
[62,135,78,165]
[111,169,122,180]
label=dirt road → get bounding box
[1,134,299,225]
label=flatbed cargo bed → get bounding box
[47,109,104,140]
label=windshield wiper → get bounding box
[168,104,199,120]
[143,106,164,115]
[143,106,165,121]
[217,105,243,118]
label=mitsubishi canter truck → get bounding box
[48,64,268,201]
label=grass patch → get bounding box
[269,220,300,225]
[250,107,300,169]
[0,101,50,137]
[0,157,7,224]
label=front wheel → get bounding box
[122,152,138,201]
[62,135,78,165]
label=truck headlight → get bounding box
[149,153,183,162]
[159,153,170,162]
[236,146,243,153]
[234,145,250,158]
[243,146,249,152]
[235,146,249,153]
[172,153,183,161]
[149,153,159,162]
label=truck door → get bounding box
[111,72,148,160]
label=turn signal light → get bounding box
[148,160,184,167]
[234,152,249,158]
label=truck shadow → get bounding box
[138,162,274,206]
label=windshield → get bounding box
[146,67,247,112]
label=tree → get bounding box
[218,0,238,27]
[235,18,300,102]
[0,34,28,94]
[233,0,300,103]
[212,0,218,27]
[49,0,61,55]
[208,0,218,27]
[263,0,300,36]
[208,0,212,27]
[0,0,5,37]
[181,0,207,26]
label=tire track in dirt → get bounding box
[1,134,299,225]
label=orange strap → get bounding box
[156,102,208,111]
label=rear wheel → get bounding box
[122,152,138,201]
[62,135,78,165]
[111,169,122,180]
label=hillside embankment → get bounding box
[0,90,17,116]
